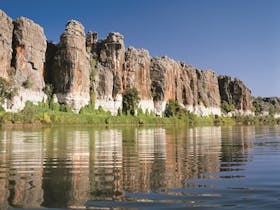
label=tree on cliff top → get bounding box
[122,87,140,116]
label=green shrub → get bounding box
[42,113,51,124]
[42,84,54,99]
[164,99,187,119]
[50,102,60,112]
[22,101,36,123]
[122,88,140,116]
[79,104,96,114]
[221,101,235,114]
[59,104,73,113]
[0,105,5,112]
[90,90,96,107]
[0,77,17,103]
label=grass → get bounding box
[0,101,279,127]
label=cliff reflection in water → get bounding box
[0,126,254,208]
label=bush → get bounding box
[59,104,73,113]
[22,101,37,123]
[0,77,17,104]
[0,105,5,112]
[42,113,51,124]
[50,102,60,112]
[42,83,54,105]
[122,88,140,116]
[79,104,96,114]
[164,99,187,118]
[221,101,235,114]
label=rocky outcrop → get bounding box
[195,70,221,115]
[150,56,181,114]
[0,9,256,116]
[253,97,280,117]
[51,20,90,112]
[218,75,252,114]
[0,10,13,80]
[98,32,125,97]
[5,16,47,111]
[86,31,98,57]
[124,47,153,112]
[88,32,125,114]
[150,56,221,116]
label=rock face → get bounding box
[253,97,280,117]
[52,20,90,112]
[44,42,57,84]
[124,47,153,112]
[218,75,252,114]
[150,56,181,114]
[150,56,221,116]
[195,69,221,115]
[0,9,256,116]
[5,17,47,111]
[0,10,13,80]
[88,32,125,114]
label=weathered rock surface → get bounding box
[90,32,125,114]
[124,47,153,111]
[150,56,221,116]
[195,70,221,115]
[5,17,47,111]
[44,42,57,84]
[98,32,125,97]
[86,31,98,56]
[218,75,252,114]
[12,17,47,89]
[0,9,257,116]
[253,97,280,117]
[52,20,90,112]
[0,10,13,80]
[150,56,181,114]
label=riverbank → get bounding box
[0,101,279,129]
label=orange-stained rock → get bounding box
[123,47,154,112]
[52,20,90,112]
[150,56,181,114]
[150,56,221,115]
[12,17,47,91]
[124,47,152,100]
[4,16,47,111]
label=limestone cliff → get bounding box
[51,20,90,112]
[218,75,252,114]
[86,32,125,114]
[150,56,181,114]
[150,56,221,116]
[2,14,47,111]
[0,10,13,80]
[195,69,221,115]
[124,47,153,112]
[0,9,256,116]
[253,97,280,118]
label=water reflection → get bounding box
[0,126,258,209]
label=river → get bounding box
[0,125,280,209]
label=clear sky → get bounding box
[1,0,279,97]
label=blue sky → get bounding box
[1,0,279,97]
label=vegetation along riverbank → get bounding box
[0,89,279,128]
